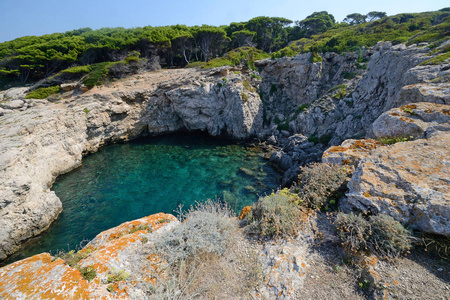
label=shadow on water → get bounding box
[1,132,280,266]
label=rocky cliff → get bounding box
[0,40,449,263]
[0,68,262,260]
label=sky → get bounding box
[0,0,448,43]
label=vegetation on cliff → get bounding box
[0,8,448,88]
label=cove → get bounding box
[2,133,279,265]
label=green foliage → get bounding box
[61,65,90,74]
[25,85,60,99]
[296,162,348,210]
[331,84,347,99]
[245,194,301,238]
[203,47,269,69]
[107,270,129,283]
[185,61,206,68]
[311,51,322,63]
[335,213,412,258]
[273,10,450,58]
[291,11,337,39]
[79,266,97,282]
[270,83,277,95]
[83,108,90,114]
[297,104,309,112]
[378,135,414,145]
[241,92,248,102]
[129,224,150,234]
[149,199,262,298]
[82,62,114,87]
[420,52,450,65]
[151,199,237,266]
[57,248,94,268]
[308,135,319,144]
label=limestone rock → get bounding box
[6,100,24,109]
[61,82,78,92]
[322,139,384,169]
[0,68,265,260]
[0,213,178,299]
[346,132,450,235]
[370,102,450,139]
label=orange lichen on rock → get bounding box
[238,206,252,220]
[0,253,95,299]
[0,213,178,300]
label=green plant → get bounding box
[25,85,61,99]
[269,83,277,95]
[242,79,254,92]
[185,61,207,68]
[378,135,414,145]
[241,92,248,102]
[369,214,412,258]
[79,266,97,282]
[401,106,416,115]
[245,194,301,238]
[141,237,148,244]
[151,200,237,266]
[297,162,348,210]
[129,224,150,234]
[57,248,94,268]
[107,285,114,293]
[335,213,412,258]
[107,270,129,283]
[318,134,333,145]
[83,108,90,114]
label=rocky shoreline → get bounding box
[0,41,449,298]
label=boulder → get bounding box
[322,139,384,169]
[370,102,450,139]
[0,213,178,299]
[6,100,24,109]
[346,132,450,235]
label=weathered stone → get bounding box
[322,139,384,169]
[267,135,277,145]
[61,82,78,92]
[347,132,450,235]
[370,102,450,139]
[0,68,264,260]
[6,100,24,109]
[0,213,178,299]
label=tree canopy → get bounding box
[0,8,447,87]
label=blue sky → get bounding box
[0,0,448,42]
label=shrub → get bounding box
[79,266,97,282]
[335,213,371,255]
[297,162,348,210]
[25,85,61,99]
[148,199,262,298]
[369,214,412,258]
[107,270,129,283]
[335,213,412,258]
[245,194,301,238]
[57,248,94,268]
[151,200,237,266]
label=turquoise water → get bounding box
[2,133,279,265]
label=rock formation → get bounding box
[0,40,449,262]
[0,68,262,260]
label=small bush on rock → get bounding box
[245,194,301,238]
[151,199,238,266]
[335,212,412,259]
[297,162,348,210]
[149,199,263,298]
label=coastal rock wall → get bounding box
[0,68,262,260]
